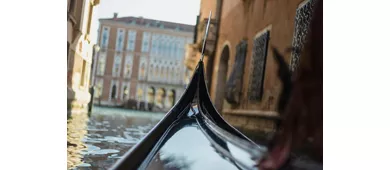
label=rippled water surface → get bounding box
[67,106,164,170]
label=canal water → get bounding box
[67,106,165,170]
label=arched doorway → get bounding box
[137,88,144,102]
[136,88,144,110]
[122,85,128,100]
[111,84,117,99]
[147,87,156,111]
[167,89,176,108]
[215,45,230,113]
[155,88,166,109]
[147,87,156,104]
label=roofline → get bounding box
[98,17,195,27]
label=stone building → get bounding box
[67,0,100,116]
[185,0,317,133]
[92,14,194,111]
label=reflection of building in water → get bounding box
[67,113,89,169]
[146,152,194,170]
[92,13,195,111]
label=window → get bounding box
[122,84,129,100]
[248,30,270,101]
[149,65,154,78]
[97,54,106,75]
[112,56,122,77]
[139,56,147,80]
[165,67,169,79]
[155,66,159,77]
[127,30,137,51]
[123,55,133,78]
[137,87,144,101]
[140,64,145,78]
[116,29,125,51]
[161,67,165,78]
[290,0,316,72]
[111,84,117,99]
[171,68,175,77]
[95,79,104,98]
[101,27,110,48]
[141,32,151,52]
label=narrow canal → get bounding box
[67,106,165,170]
[67,106,270,170]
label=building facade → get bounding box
[92,14,194,112]
[67,0,100,116]
[185,0,317,133]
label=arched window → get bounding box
[124,55,132,77]
[111,84,117,99]
[140,64,145,78]
[94,79,103,98]
[150,64,154,75]
[116,29,124,51]
[101,28,109,47]
[98,56,106,75]
[113,56,121,77]
[118,34,123,50]
[125,63,131,77]
[102,33,107,46]
[155,66,159,77]
[123,86,128,100]
[160,67,165,77]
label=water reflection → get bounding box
[67,106,164,170]
[146,120,239,170]
[67,113,88,169]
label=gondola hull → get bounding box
[111,62,268,170]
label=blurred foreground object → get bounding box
[259,0,323,169]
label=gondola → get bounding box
[110,12,268,170]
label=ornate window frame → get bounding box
[100,26,110,48]
[248,26,271,101]
[290,0,317,72]
[115,28,125,52]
